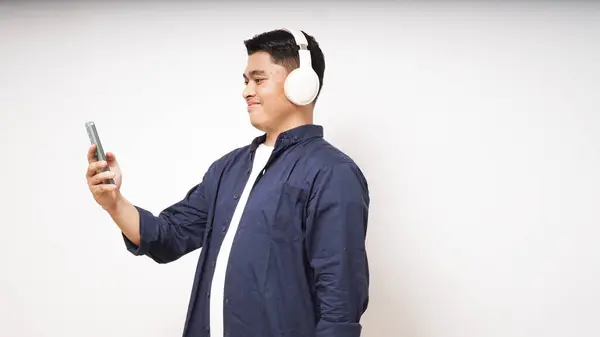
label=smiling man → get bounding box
[85,28,370,337]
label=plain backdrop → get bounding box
[1,2,599,337]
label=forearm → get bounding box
[313,249,368,337]
[105,193,141,246]
[307,162,370,337]
[115,183,209,263]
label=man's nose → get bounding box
[243,83,255,99]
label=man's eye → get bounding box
[244,79,264,85]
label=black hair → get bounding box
[244,29,325,104]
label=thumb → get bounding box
[106,152,118,166]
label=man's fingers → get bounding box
[89,170,115,186]
[86,160,107,178]
[87,144,97,163]
[90,183,118,194]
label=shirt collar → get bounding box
[250,124,324,152]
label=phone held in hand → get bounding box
[85,121,116,185]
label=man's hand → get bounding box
[86,144,123,211]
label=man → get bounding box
[86,28,370,337]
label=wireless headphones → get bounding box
[281,28,320,106]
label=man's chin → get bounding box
[249,116,266,132]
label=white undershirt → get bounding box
[209,143,273,337]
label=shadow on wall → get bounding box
[335,121,431,337]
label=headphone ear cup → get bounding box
[284,68,320,106]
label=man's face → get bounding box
[243,51,294,133]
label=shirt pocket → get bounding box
[258,181,308,243]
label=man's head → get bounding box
[243,29,325,134]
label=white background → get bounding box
[1,2,599,337]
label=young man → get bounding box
[86,28,370,337]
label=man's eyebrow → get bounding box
[243,70,267,79]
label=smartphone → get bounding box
[85,121,116,185]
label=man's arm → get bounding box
[305,162,370,337]
[113,170,213,264]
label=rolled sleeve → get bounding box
[305,162,370,337]
[122,206,160,256]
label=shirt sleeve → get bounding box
[305,162,370,337]
[123,167,213,264]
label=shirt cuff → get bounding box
[122,205,157,256]
[316,320,362,337]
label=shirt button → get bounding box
[206,292,210,297]
[221,226,226,232]
[225,298,229,304]
[233,194,239,199]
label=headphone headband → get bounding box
[282,28,308,49]
[282,28,312,68]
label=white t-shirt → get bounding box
[209,143,274,337]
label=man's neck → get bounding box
[264,112,313,147]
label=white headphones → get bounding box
[282,28,320,106]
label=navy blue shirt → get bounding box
[123,124,370,337]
